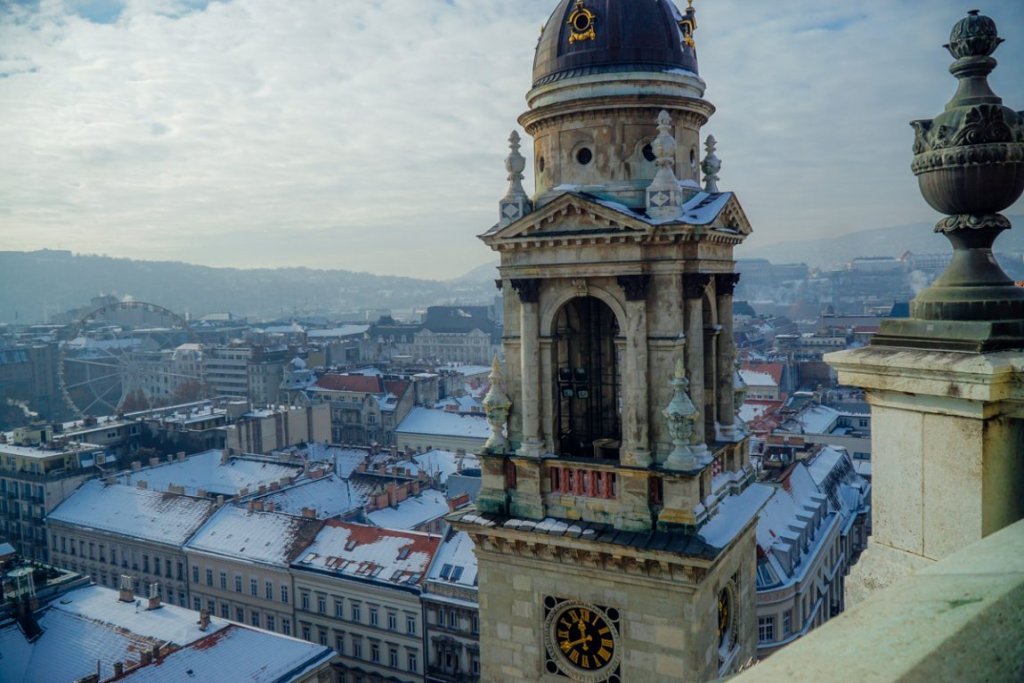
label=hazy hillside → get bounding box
[738,214,1024,268]
[0,251,495,324]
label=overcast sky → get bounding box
[1,0,1022,279]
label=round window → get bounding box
[576,148,593,165]
[539,156,546,174]
[643,144,656,162]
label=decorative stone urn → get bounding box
[663,360,699,470]
[876,10,1024,351]
[482,357,512,453]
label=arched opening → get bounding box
[551,296,621,459]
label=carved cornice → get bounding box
[714,273,741,296]
[511,278,541,304]
[617,274,651,301]
[682,273,711,300]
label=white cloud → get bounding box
[0,0,1021,278]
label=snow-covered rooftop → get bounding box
[118,449,302,497]
[426,530,478,590]
[186,506,322,567]
[255,474,366,519]
[698,483,773,549]
[0,584,333,683]
[306,325,370,338]
[386,449,480,485]
[48,480,216,546]
[739,369,777,387]
[292,520,439,588]
[396,407,490,440]
[367,488,450,530]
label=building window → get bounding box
[251,612,260,628]
[318,629,328,646]
[783,610,793,636]
[142,554,148,572]
[193,597,201,611]
[207,599,215,614]
[335,600,344,618]
[317,595,326,614]
[166,559,172,577]
[408,652,418,673]
[266,615,276,632]
[235,575,242,592]
[387,612,397,631]
[370,642,380,663]
[447,610,458,629]
[472,614,479,634]
[205,568,213,586]
[219,571,227,590]
[389,647,398,668]
[282,619,291,636]
[352,638,363,660]
[301,624,311,641]
[351,603,361,622]
[301,592,310,611]
[335,633,345,655]
[177,562,184,581]
[369,607,378,627]
[236,607,245,622]
[281,585,289,604]
[758,616,776,643]
[220,603,229,619]
[250,578,258,596]
[266,581,273,600]
[406,615,416,635]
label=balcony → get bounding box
[726,518,1024,682]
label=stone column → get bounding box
[618,275,652,467]
[683,274,710,454]
[716,273,741,441]
[511,279,543,457]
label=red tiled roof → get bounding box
[315,374,383,393]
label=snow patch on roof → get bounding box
[367,489,450,530]
[396,407,490,439]
[186,506,321,566]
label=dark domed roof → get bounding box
[532,0,699,88]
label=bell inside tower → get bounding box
[552,297,621,459]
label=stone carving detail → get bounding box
[733,356,748,433]
[499,130,534,226]
[701,135,721,193]
[935,213,1011,234]
[663,360,699,470]
[617,274,651,301]
[645,110,684,220]
[482,356,512,453]
[714,273,741,297]
[912,105,1019,154]
[510,278,540,303]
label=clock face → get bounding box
[543,599,621,681]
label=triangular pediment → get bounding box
[480,193,651,246]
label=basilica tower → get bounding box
[451,2,769,680]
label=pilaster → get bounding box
[683,274,710,453]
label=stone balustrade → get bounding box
[724,518,1024,682]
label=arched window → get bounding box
[552,297,621,459]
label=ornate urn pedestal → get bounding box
[873,10,1024,352]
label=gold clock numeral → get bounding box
[598,626,609,635]
[581,655,590,669]
[601,638,613,649]
[569,650,580,664]
[597,647,611,662]
[579,608,591,623]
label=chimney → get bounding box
[220,448,230,464]
[118,575,134,602]
[148,456,159,467]
[269,482,280,491]
[386,482,396,507]
[411,480,420,496]
[238,487,249,497]
[197,489,208,498]
[177,451,186,461]
[139,651,152,667]
[216,494,225,507]
[150,643,161,662]
[253,500,264,512]
[131,461,142,471]
[198,608,211,631]
[147,582,161,610]
[390,445,397,458]
[113,662,124,677]
[301,507,316,519]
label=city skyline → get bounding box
[1,0,1022,280]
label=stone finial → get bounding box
[873,10,1024,351]
[646,110,685,220]
[499,130,533,226]
[701,135,721,193]
[733,357,748,433]
[663,360,699,470]
[482,356,512,453]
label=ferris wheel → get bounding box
[58,300,203,418]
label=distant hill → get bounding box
[737,214,1024,268]
[0,251,496,324]
[453,260,499,284]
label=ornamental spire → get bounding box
[645,110,685,220]
[663,359,699,470]
[701,135,721,193]
[498,130,533,226]
[482,356,512,453]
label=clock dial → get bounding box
[544,599,621,681]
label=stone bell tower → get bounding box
[451,2,770,681]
